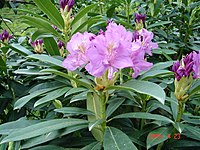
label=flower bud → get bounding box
[60,0,75,12]
[0,30,12,44]
[31,39,44,54]
[58,40,66,57]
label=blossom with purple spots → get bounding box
[62,32,95,71]
[132,28,158,56]
[62,22,158,79]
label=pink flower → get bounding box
[133,28,158,55]
[131,48,153,78]
[86,23,133,79]
[193,51,200,79]
[62,32,95,71]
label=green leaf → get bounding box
[34,87,70,107]
[72,11,88,34]
[113,112,174,123]
[65,87,87,97]
[147,21,172,29]
[43,37,60,56]
[150,61,174,71]
[107,80,166,104]
[72,4,97,26]
[22,124,87,149]
[14,68,50,75]
[152,48,177,55]
[22,16,60,37]
[87,92,103,141]
[104,127,138,150]
[147,126,173,149]
[27,54,63,67]
[33,0,64,29]
[55,107,94,116]
[183,125,200,141]
[41,69,96,93]
[140,70,172,80]
[190,79,200,95]
[88,119,104,131]
[10,43,33,56]
[106,98,125,118]
[29,145,65,150]
[70,91,89,103]
[81,142,102,150]
[0,117,40,135]
[14,85,64,109]
[1,119,88,143]
[0,55,6,72]
[32,29,54,41]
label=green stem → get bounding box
[176,101,184,122]
[119,69,123,84]
[140,99,146,130]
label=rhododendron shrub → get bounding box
[0,0,200,150]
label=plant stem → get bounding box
[119,69,123,84]
[176,101,184,122]
[140,99,146,130]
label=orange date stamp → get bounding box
[148,133,181,140]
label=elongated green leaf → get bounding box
[104,127,138,150]
[72,4,97,25]
[147,21,172,29]
[89,119,104,131]
[152,48,177,55]
[151,61,174,71]
[14,68,50,75]
[32,29,54,41]
[33,0,64,29]
[81,142,102,150]
[140,70,172,80]
[70,91,89,103]
[87,92,103,141]
[0,117,40,135]
[29,145,65,150]
[65,87,87,97]
[22,16,59,37]
[183,125,200,141]
[41,69,96,93]
[22,124,87,149]
[34,87,70,107]
[55,107,94,116]
[113,112,174,123]
[0,55,6,72]
[43,37,60,56]
[106,98,125,118]
[107,80,166,104]
[147,127,173,149]
[28,54,63,67]
[14,85,64,109]
[1,119,88,143]
[10,43,33,56]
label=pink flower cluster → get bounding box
[62,22,158,79]
[172,51,200,80]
